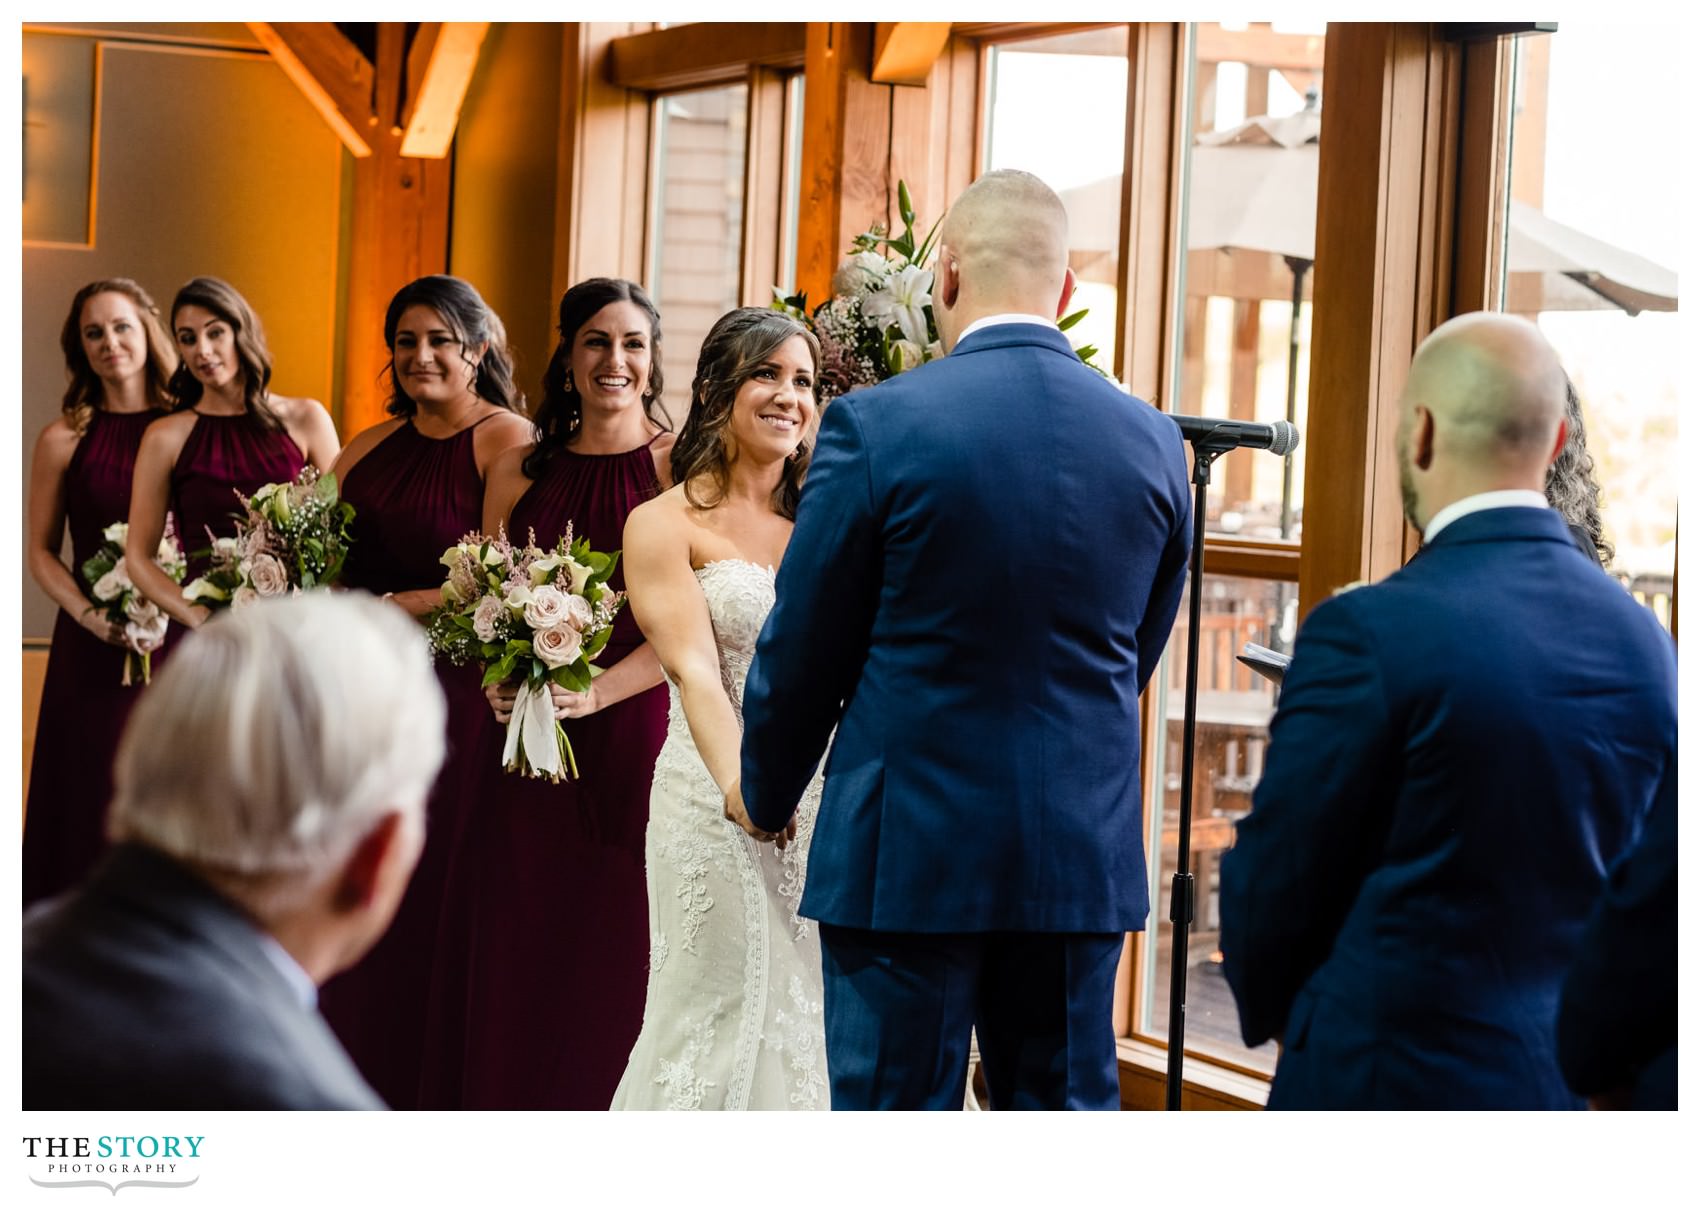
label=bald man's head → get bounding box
[1397,312,1569,530]
[935,170,1071,349]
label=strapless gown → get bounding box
[610,560,828,1111]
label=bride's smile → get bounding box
[728,335,817,462]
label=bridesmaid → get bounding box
[422,278,674,1109]
[24,279,178,905]
[318,275,532,1110]
[126,277,339,625]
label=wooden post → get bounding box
[797,23,887,307]
[1298,24,1464,616]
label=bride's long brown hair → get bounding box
[670,308,820,521]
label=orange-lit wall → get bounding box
[22,27,346,640]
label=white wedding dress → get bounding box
[611,560,829,1111]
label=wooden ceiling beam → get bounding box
[871,22,952,85]
[607,22,805,92]
[247,21,375,157]
[400,21,488,157]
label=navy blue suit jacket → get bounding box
[1219,506,1677,1109]
[740,323,1191,933]
[1557,753,1677,1109]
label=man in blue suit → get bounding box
[1219,312,1677,1109]
[732,169,1192,1109]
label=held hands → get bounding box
[723,779,797,850]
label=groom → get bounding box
[732,169,1192,1109]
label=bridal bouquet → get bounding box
[80,520,186,685]
[773,178,1099,402]
[425,526,625,783]
[184,466,355,610]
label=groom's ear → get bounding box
[937,248,960,310]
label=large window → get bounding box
[648,83,749,418]
[1179,21,1323,542]
[1503,27,1678,630]
[1131,21,1324,1080]
[983,27,1130,376]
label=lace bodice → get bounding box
[699,559,776,716]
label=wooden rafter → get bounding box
[871,22,952,85]
[246,22,374,157]
[400,22,489,157]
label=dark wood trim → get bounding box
[607,23,805,93]
[1202,540,1302,582]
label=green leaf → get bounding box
[551,663,589,692]
[1057,307,1089,333]
[912,214,945,267]
[1075,344,1099,363]
[482,654,517,687]
[314,472,338,503]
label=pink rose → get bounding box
[532,622,582,669]
[472,594,506,642]
[563,594,593,632]
[246,553,289,597]
[523,584,568,630]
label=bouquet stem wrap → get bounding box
[501,680,579,783]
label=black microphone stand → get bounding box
[1164,439,1225,1111]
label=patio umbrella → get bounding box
[1057,106,1679,533]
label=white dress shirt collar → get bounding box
[255,929,319,1009]
[956,313,1060,344]
[1422,489,1552,544]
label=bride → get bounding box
[610,308,828,1111]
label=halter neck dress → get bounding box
[24,408,164,905]
[419,436,668,1109]
[316,415,499,1110]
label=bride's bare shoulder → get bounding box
[624,484,691,550]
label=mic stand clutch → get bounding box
[1164,443,1222,1111]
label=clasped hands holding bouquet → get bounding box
[484,678,601,722]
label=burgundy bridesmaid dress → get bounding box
[421,438,668,1109]
[171,409,306,578]
[23,409,163,906]
[317,417,494,1110]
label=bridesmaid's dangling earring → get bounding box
[564,369,575,394]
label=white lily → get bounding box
[863,264,934,348]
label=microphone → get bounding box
[1169,414,1300,456]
